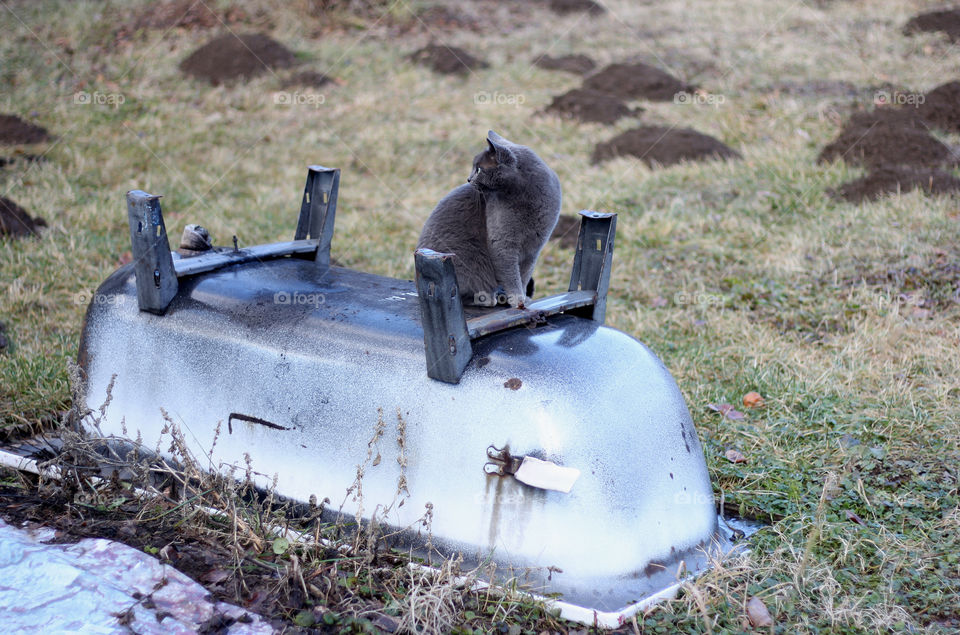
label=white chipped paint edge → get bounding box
[0,448,688,629]
[0,449,58,478]
[403,560,684,629]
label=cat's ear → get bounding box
[486,130,511,162]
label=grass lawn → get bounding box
[1,0,958,631]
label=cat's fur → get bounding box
[417,130,561,308]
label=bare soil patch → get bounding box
[544,88,642,125]
[532,53,596,75]
[126,0,249,32]
[583,62,694,102]
[546,0,606,16]
[179,33,296,85]
[918,80,960,133]
[0,197,46,238]
[817,109,956,169]
[0,115,51,145]
[591,126,741,166]
[549,214,581,248]
[904,7,960,42]
[832,166,960,203]
[408,44,488,75]
[410,5,482,31]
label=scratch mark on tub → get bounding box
[228,412,290,434]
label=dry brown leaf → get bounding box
[746,595,773,627]
[708,403,745,420]
[742,391,765,409]
[725,449,747,463]
[846,510,865,525]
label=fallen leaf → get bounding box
[117,250,133,266]
[708,403,745,420]
[746,596,773,627]
[272,536,290,555]
[504,377,522,390]
[112,607,135,626]
[725,449,747,463]
[742,391,765,409]
[846,510,864,525]
[202,568,231,584]
[371,614,400,633]
[158,543,178,562]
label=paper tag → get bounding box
[513,456,580,493]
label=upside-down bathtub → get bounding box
[77,166,739,627]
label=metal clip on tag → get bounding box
[484,445,522,476]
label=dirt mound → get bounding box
[532,53,596,75]
[0,197,46,238]
[591,126,741,166]
[544,88,641,124]
[832,166,960,203]
[817,109,956,168]
[904,8,960,42]
[547,0,606,15]
[281,70,332,88]
[127,0,248,31]
[0,115,51,145]
[408,44,488,75]
[412,5,481,31]
[179,33,296,85]
[583,62,694,102]
[918,80,960,133]
[550,214,581,248]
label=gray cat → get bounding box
[417,130,561,308]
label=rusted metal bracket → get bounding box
[568,210,616,323]
[126,166,340,314]
[484,445,522,476]
[294,165,339,269]
[414,249,473,385]
[127,191,178,314]
[415,210,618,383]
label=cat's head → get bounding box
[467,130,519,191]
